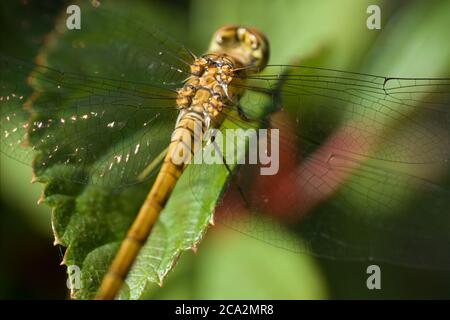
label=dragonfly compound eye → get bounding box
[208,25,270,74]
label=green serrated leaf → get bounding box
[25,0,197,299]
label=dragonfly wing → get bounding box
[1,5,199,189]
[215,146,450,268]
[204,120,450,267]
[189,66,450,268]
[0,55,179,189]
[239,66,450,164]
[36,4,193,86]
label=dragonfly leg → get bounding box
[211,139,251,209]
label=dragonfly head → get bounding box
[208,25,269,74]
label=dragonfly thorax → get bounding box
[176,55,242,123]
[176,25,269,127]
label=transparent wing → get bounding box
[190,66,450,268]
[238,65,450,164]
[0,55,180,189]
[40,5,193,85]
[212,148,450,268]
[1,5,197,189]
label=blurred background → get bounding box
[1,0,449,299]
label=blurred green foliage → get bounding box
[1,0,449,299]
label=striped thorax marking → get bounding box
[170,55,243,164]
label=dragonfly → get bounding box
[1,6,450,299]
